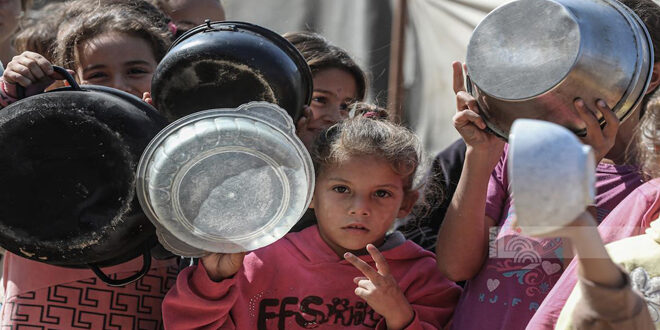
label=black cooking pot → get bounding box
[0,67,169,286]
[151,20,313,121]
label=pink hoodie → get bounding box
[163,226,461,329]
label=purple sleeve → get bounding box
[527,181,660,329]
[485,145,509,224]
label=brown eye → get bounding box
[374,190,392,198]
[332,185,349,193]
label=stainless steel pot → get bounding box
[466,0,654,139]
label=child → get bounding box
[436,1,660,329]
[525,1,660,328]
[284,31,368,150]
[523,98,660,329]
[283,31,369,233]
[1,2,170,102]
[0,0,32,65]
[162,104,461,329]
[0,3,178,328]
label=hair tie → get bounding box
[168,22,178,36]
[363,111,378,118]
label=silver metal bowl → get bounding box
[136,102,314,255]
[466,0,654,139]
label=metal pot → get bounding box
[0,67,169,286]
[466,0,654,140]
[151,20,313,122]
[136,102,314,256]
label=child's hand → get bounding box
[574,98,619,164]
[451,61,505,164]
[2,51,70,98]
[142,92,153,106]
[345,244,414,330]
[296,106,317,149]
[200,252,246,282]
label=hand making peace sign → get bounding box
[344,244,415,330]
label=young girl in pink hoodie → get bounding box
[162,104,462,329]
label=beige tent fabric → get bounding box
[404,0,511,154]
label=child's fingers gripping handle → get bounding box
[15,66,80,99]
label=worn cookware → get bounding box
[466,0,654,139]
[151,21,313,122]
[509,119,595,236]
[0,67,168,285]
[137,102,314,256]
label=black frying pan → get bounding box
[0,67,168,286]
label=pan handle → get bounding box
[87,249,152,287]
[16,66,81,99]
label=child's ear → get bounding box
[397,190,419,218]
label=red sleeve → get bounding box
[0,80,17,108]
[393,257,462,329]
[162,264,239,330]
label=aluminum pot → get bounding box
[136,102,314,256]
[151,21,313,122]
[466,0,654,140]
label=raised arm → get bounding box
[162,253,245,330]
[435,62,504,281]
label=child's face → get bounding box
[0,0,21,43]
[310,155,417,257]
[76,32,158,98]
[167,0,225,26]
[308,68,358,132]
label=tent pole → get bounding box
[387,0,408,122]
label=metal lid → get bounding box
[136,102,314,254]
[467,0,581,100]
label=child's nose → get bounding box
[349,196,371,216]
[111,76,139,98]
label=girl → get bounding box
[2,1,169,102]
[285,31,368,150]
[0,3,178,328]
[437,0,660,328]
[526,1,660,328]
[284,31,369,233]
[522,96,660,329]
[0,0,32,65]
[162,104,461,329]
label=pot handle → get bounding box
[87,249,152,287]
[16,66,81,99]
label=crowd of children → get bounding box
[1,0,660,329]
